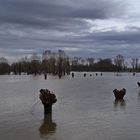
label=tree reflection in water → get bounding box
[114,99,126,109]
[138,89,140,96]
[39,113,57,138]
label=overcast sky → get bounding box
[0,0,140,59]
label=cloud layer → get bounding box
[0,0,140,59]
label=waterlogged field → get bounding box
[0,72,140,140]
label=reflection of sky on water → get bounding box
[1,73,140,140]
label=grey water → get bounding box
[0,72,140,140]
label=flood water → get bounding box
[0,72,140,140]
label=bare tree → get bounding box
[87,58,94,66]
[114,54,125,72]
[130,58,139,72]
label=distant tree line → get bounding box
[0,54,140,75]
[71,54,140,72]
[0,52,70,76]
[71,58,117,72]
[0,62,10,74]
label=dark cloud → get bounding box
[0,0,139,58]
[0,0,123,27]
